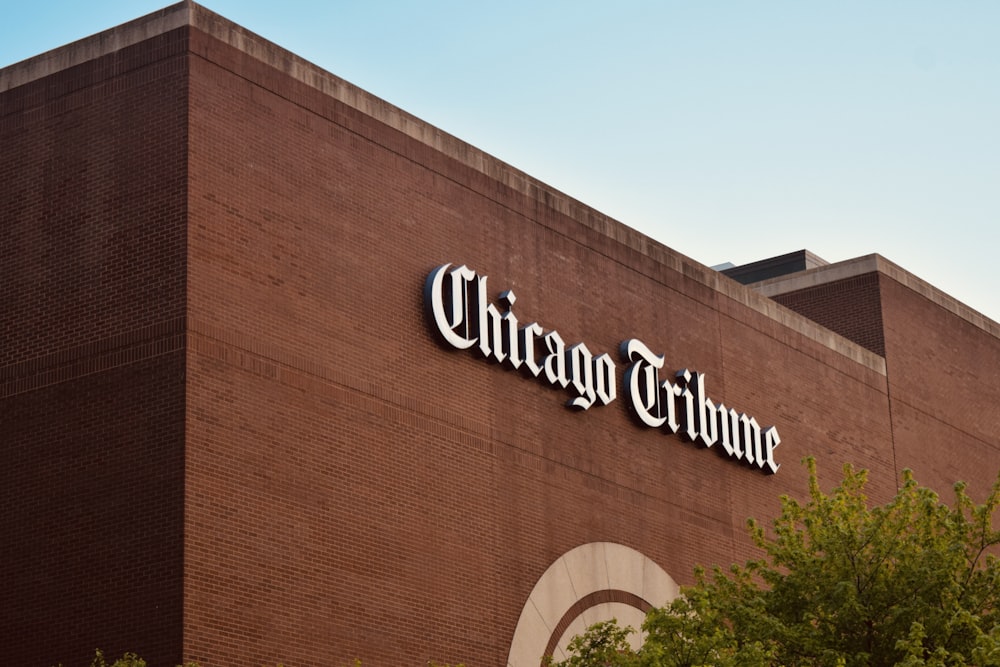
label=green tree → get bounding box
[554,460,1000,667]
[66,652,454,667]
[550,620,641,667]
[56,650,201,667]
[87,652,147,667]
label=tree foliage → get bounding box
[56,650,201,667]
[62,651,458,667]
[554,460,1000,667]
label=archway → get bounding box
[506,542,679,666]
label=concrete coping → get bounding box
[753,254,1000,340]
[0,2,195,92]
[4,3,991,375]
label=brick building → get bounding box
[2,3,998,666]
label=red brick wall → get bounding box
[752,269,1000,502]
[879,277,1000,501]
[12,13,995,667]
[771,273,886,356]
[181,25,894,666]
[0,29,189,667]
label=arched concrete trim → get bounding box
[506,542,679,667]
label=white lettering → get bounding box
[621,339,666,428]
[519,322,544,377]
[425,264,616,410]
[542,331,568,388]
[425,263,478,349]
[621,339,781,474]
[426,266,780,473]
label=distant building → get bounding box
[2,3,998,666]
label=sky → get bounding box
[3,1,999,321]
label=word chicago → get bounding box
[424,263,780,475]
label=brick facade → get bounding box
[770,273,886,356]
[1,21,188,666]
[2,4,998,666]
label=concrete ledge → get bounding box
[0,2,193,92]
[752,254,1000,340]
[0,1,909,376]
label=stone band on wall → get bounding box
[506,542,679,667]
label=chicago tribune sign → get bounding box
[425,263,780,475]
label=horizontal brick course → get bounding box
[1,22,188,667]
[3,4,998,667]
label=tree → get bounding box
[62,651,457,667]
[56,650,201,667]
[553,460,1000,667]
[87,652,147,667]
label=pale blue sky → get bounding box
[4,1,999,321]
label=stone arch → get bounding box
[506,542,679,666]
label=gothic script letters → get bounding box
[425,263,780,474]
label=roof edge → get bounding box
[0,1,890,376]
[752,254,1000,339]
[0,1,194,92]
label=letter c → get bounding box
[425,263,478,349]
